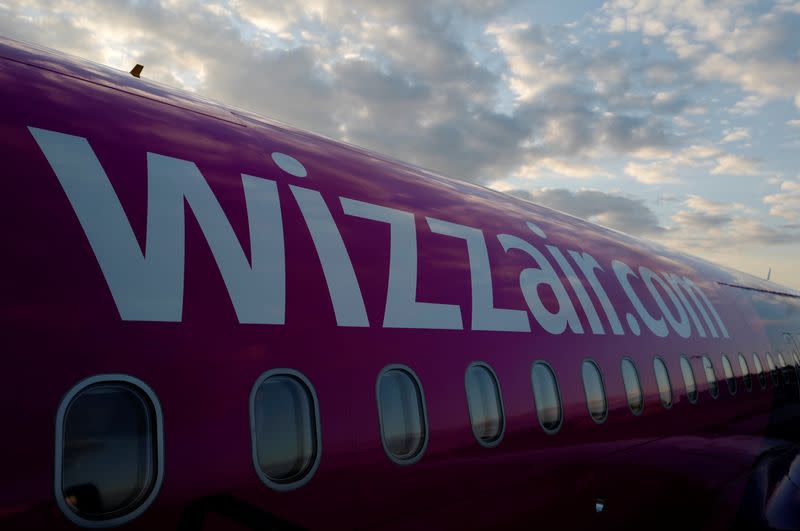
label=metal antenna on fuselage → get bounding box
[130,64,144,78]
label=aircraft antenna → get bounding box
[130,64,144,78]
[767,267,772,281]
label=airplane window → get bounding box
[465,363,504,446]
[377,366,428,463]
[581,360,607,423]
[251,370,321,489]
[57,376,162,526]
[777,353,790,384]
[752,353,766,389]
[679,356,698,404]
[702,356,719,399]
[621,358,644,415]
[532,362,563,433]
[737,354,752,392]
[721,355,736,395]
[766,353,779,386]
[653,357,673,409]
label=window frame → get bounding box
[250,368,322,491]
[464,361,506,448]
[581,359,608,424]
[54,374,164,528]
[376,364,429,465]
[531,361,564,434]
[621,357,644,416]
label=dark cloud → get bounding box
[507,188,667,236]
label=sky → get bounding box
[1,0,799,288]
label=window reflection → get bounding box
[61,383,157,521]
[378,368,427,461]
[253,374,318,484]
[465,364,504,445]
[680,356,697,404]
[653,358,672,409]
[582,360,607,423]
[532,362,562,432]
[752,353,766,389]
[738,354,752,392]
[621,358,644,415]
[721,355,736,395]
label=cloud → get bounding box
[730,95,768,116]
[710,154,760,176]
[664,194,799,250]
[508,188,667,236]
[720,127,751,143]
[600,0,800,110]
[764,178,800,221]
[0,0,697,185]
[788,119,800,127]
[514,157,612,179]
[624,161,680,184]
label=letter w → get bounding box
[30,127,285,323]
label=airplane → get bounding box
[1,34,800,530]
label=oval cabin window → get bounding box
[653,358,673,409]
[531,362,563,433]
[721,355,736,395]
[621,358,644,415]
[702,356,719,399]
[377,366,428,463]
[251,371,321,489]
[752,353,766,389]
[465,363,504,446]
[766,353,779,385]
[680,356,698,404]
[738,354,752,392]
[582,360,607,423]
[56,376,162,526]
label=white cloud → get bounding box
[720,127,751,143]
[788,119,800,127]
[515,157,612,179]
[624,161,680,184]
[730,95,768,116]
[764,178,800,221]
[710,154,760,176]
